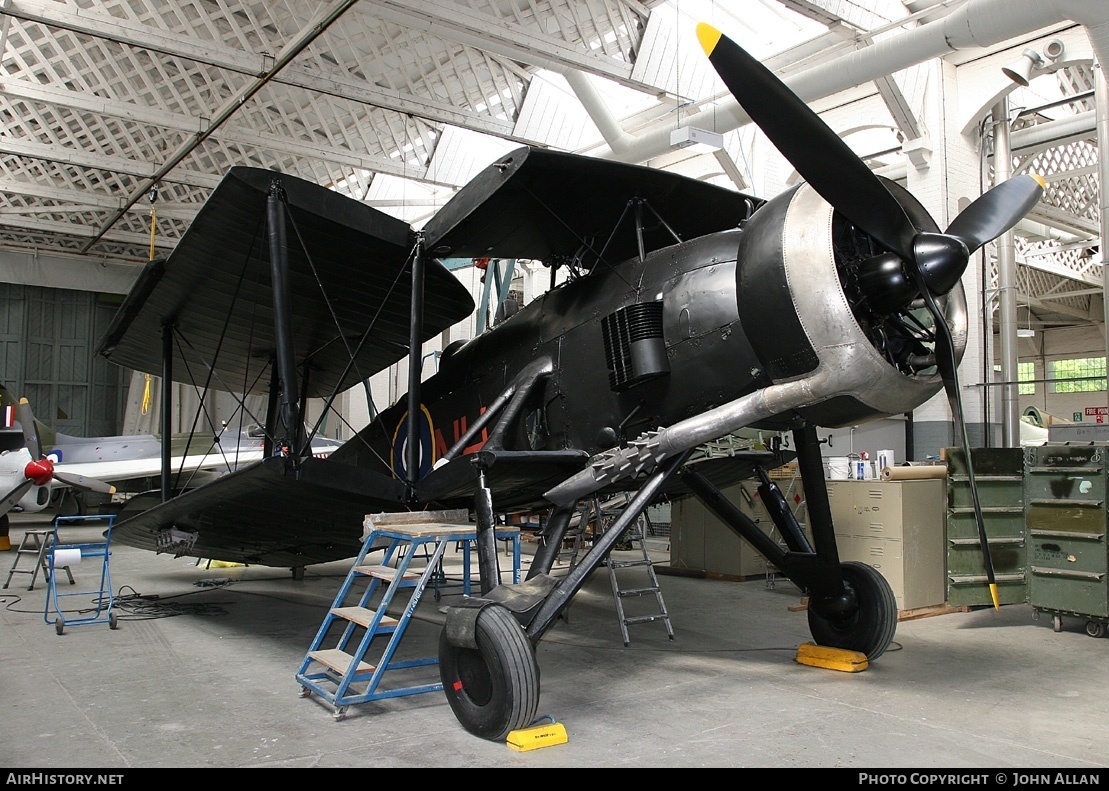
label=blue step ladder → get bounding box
[295,509,520,721]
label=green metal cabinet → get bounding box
[945,447,1027,608]
[1024,443,1109,635]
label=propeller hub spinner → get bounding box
[912,232,970,296]
[25,457,54,486]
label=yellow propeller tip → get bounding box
[989,583,1001,611]
[696,22,722,56]
[1030,173,1046,189]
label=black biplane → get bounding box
[94,24,1044,740]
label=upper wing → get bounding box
[423,146,762,265]
[96,167,475,397]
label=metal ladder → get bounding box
[596,496,674,646]
[553,501,593,572]
[3,528,72,591]
[295,511,520,721]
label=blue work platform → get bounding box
[295,510,520,720]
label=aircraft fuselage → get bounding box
[345,228,762,485]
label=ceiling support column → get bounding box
[1098,63,1109,408]
[992,98,1020,448]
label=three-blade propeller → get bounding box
[698,23,1046,609]
[0,398,115,520]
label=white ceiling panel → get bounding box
[0,0,1099,335]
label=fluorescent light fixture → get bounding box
[1017,328,1035,338]
[669,126,724,153]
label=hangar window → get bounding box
[1019,362,1035,395]
[1050,357,1107,393]
[994,362,1036,395]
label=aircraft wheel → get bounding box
[1086,621,1105,639]
[57,491,87,523]
[438,603,539,741]
[807,561,897,660]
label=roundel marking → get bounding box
[390,404,436,480]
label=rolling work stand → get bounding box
[44,514,119,635]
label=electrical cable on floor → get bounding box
[108,584,231,620]
[107,573,357,619]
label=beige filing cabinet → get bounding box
[670,478,809,578]
[826,478,946,611]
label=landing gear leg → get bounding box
[683,423,898,661]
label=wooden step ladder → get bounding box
[295,510,520,721]
[598,498,674,646]
[3,528,73,592]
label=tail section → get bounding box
[33,416,59,453]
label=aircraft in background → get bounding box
[90,23,1044,741]
[0,388,342,542]
[0,390,116,547]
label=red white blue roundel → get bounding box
[390,405,435,480]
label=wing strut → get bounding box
[405,233,426,497]
[267,180,303,461]
[160,321,173,501]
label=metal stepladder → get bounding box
[591,495,674,646]
[296,510,520,721]
[4,528,73,591]
[553,502,592,573]
[44,514,118,635]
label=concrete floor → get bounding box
[2,510,1108,770]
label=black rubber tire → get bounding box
[807,561,897,660]
[438,603,539,741]
[1086,621,1105,639]
[53,491,87,524]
